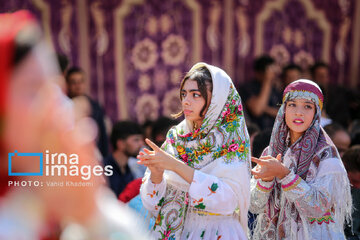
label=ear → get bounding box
[116,139,125,151]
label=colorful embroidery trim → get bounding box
[308,210,335,225]
[256,181,274,193]
[192,209,232,216]
[282,175,301,191]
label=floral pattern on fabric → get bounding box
[163,85,250,169]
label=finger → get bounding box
[253,174,261,179]
[276,154,282,161]
[137,159,158,166]
[259,155,273,160]
[251,157,263,164]
[251,168,261,175]
[143,148,154,155]
[145,138,161,151]
[137,154,153,161]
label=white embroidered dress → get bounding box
[140,63,251,240]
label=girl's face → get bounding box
[285,98,316,136]
[181,80,211,127]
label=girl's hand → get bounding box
[137,138,180,183]
[251,154,290,181]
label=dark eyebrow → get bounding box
[181,89,200,92]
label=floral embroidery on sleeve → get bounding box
[155,197,165,210]
[216,230,222,239]
[200,230,205,239]
[193,198,206,209]
[147,190,159,198]
[208,183,219,196]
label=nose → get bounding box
[295,107,304,116]
[182,95,190,106]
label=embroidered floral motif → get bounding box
[174,139,214,167]
[193,198,206,209]
[212,139,249,162]
[200,230,205,239]
[158,197,165,207]
[154,212,164,229]
[158,224,173,240]
[148,190,159,198]
[208,183,218,196]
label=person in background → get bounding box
[142,120,154,141]
[281,63,302,88]
[150,116,179,147]
[53,53,69,93]
[342,145,360,239]
[324,122,351,158]
[252,128,272,159]
[240,55,282,130]
[349,120,360,146]
[310,62,351,128]
[65,67,109,157]
[104,121,144,197]
[310,62,330,89]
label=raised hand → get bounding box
[137,138,195,184]
[137,138,180,183]
[251,154,289,181]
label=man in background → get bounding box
[104,121,144,197]
[240,55,281,130]
[66,67,109,157]
[324,123,351,157]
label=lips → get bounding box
[293,118,304,125]
[183,109,192,115]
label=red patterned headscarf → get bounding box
[266,79,338,179]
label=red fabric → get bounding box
[0,10,35,116]
[118,178,142,203]
[0,10,36,197]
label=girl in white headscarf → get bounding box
[137,62,251,239]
